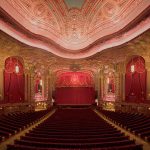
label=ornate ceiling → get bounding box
[0,0,150,59]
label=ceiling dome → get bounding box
[0,0,150,58]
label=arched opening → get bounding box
[4,57,25,103]
[102,67,116,111]
[125,56,146,103]
[103,71,115,102]
[34,72,43,102]
[34,71,48,111]
[55,71,95,105]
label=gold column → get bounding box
[98,76,101,102]
[118,62,126,102]
[96,71,100,106]
[47,71,53,106]
[28,73,31,102]
[0,66,4,101]
[48,75,51,101]
[30,73,35,102]
[95,73,98,92]
[146,69,150,100]
[122,72,126,101]
[115,73,120,102]
[45,76,47,100]
[41,75,44,100]
[46,71,50,101]
[28,73,34,102]
[118,71,125,102]
[51,72,55,95]
[98,71,103,105]
[44,75,48,100]
[118,72,122,101]
[24,73,28,102]
[146,62,150,100]
[101,74,104,102]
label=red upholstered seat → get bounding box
[0,109,52,142]
[98,108,150,142]
[7,108,143,149]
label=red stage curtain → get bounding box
[4,57,25,103]
[55,87,95,105]
[125,56,146,103]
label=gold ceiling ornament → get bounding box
[70,64,81,72]
[103,65,115,74]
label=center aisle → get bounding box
[7,108,142,150]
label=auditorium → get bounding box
[0,0,150,149]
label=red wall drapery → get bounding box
[125,56,146,103]
[4,57,25,103]
[55,87,95,105]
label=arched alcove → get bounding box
[34,72,43,102]
[4,56,25,103]
[125,56,146,103]
[103,67,116,102]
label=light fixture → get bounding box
[15,65,19,73]
[107,78,110,84]
[130,57,135,73]
[15,58,19,73]
[40,79,42,86]
[131,65,135,73]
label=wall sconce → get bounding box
[130,65,135,73]
[15,58,19,73]
[107,78,110,84]
[15,65,19,73]
[40,79,42,86]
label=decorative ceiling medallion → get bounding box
[70,64,81,72]
[64,0,85,9]
[102,0,119,18]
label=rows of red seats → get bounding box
[7,108,143,149]
[0,109,51,142]
[98,109,150,142]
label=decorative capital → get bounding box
[0,61,5,70]
[145,62,150,71]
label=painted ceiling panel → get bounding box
[64,0,85,9]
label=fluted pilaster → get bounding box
[146,62,150,100]
[0,65,4,101]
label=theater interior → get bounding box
[0,0,150,149]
